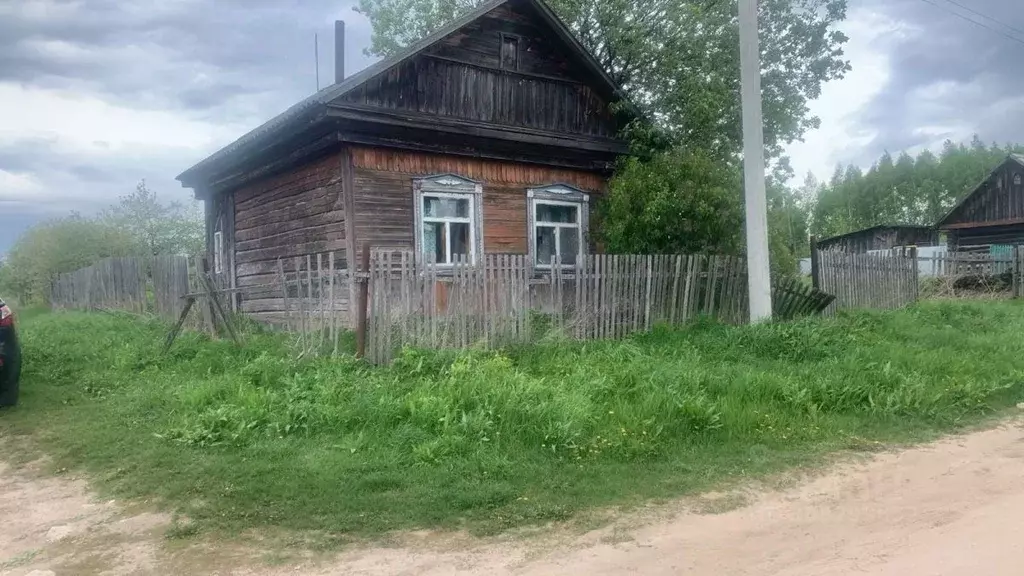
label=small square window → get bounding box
[500,35,519,70]
[532,201,582,267]
[528,185,590,269]
[414,175,482,266]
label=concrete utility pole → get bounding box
[738,0,773,322]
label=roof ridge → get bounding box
[177,0,630,185]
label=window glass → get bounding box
[450,222,470,260]
[423,222,446,263]
[423,196,469,219]
[535,226,556,266]
[536,203,577,224]
[418,186,476,265]
[558,228,579,265]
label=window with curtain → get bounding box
[414,175,483,265]
[528,184,590,268]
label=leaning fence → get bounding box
[365,251,750,364]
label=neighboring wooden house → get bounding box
[176,0,632,323]
[817,225,938,253]
[937,154,1024,253]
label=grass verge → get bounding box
[2,301,1023,537]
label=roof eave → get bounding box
[176,101,328,189]
[936,154,1024,227]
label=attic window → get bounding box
[1015,174,1022,186]
[500,34,519,70]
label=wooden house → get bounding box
[176,0,632,323]
[816,225,938,253]
[937,154,1024,253]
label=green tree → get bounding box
[809,137,1024,239]
[600,149,742,254]
[103,181,204,257]
[0,181,205,304]
[0,216,136,303]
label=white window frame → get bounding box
[413,174,484,265]
[213,230,224,274]
[528,184,590,269]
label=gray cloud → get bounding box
[6,0,1024,256]
[854,0,1024,163]
[0,0,378,254]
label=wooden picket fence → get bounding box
[51,255,214,329]
[274,252,351,357]
[365,251,750,364]
[50,257,148,314]
[815,251,918,313]
[919,251,1015,278]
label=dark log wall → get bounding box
[207,192,233,289]
[338,4,617,138]
[948,225,1024,251]
[351,146,606,252]
[231,151,345,317]
[943,161,1024,229]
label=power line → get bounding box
[940,0,1024,39]
[916,0,1024,49]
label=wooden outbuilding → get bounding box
[176,0,632,323]
[937,154,1024,253]
[816,225,938,253]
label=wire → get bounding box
[940,0,1024,39]
[916,0,1024,49]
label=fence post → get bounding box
[1014,245,1022,298]
[810,235,821,289]
[355,243,371,359]
[909,246,919,302]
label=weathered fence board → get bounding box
[365,252,753,364]
[272,251,352,356]
[50,257,148,314]
[816,250,917,314]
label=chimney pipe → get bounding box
[334,20,345,83]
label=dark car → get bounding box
[0,298,20,407]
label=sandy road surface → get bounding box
[3,424,1024,575]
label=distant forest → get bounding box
[808,136,1024,240]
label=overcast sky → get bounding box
[2,0,1023,254]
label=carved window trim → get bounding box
[527,184,590,268]
[413,174,484,265]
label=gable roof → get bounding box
[936,154,1024,228]
[177,0,630,187]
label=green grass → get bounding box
[3,301,1024,537]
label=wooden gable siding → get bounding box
[424,3,574,77]
[943,161,1024,229]
[350,146,606,253]
[338,4,616,138]
[232,152,345,313]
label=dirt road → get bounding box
[3,424,1024,575]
